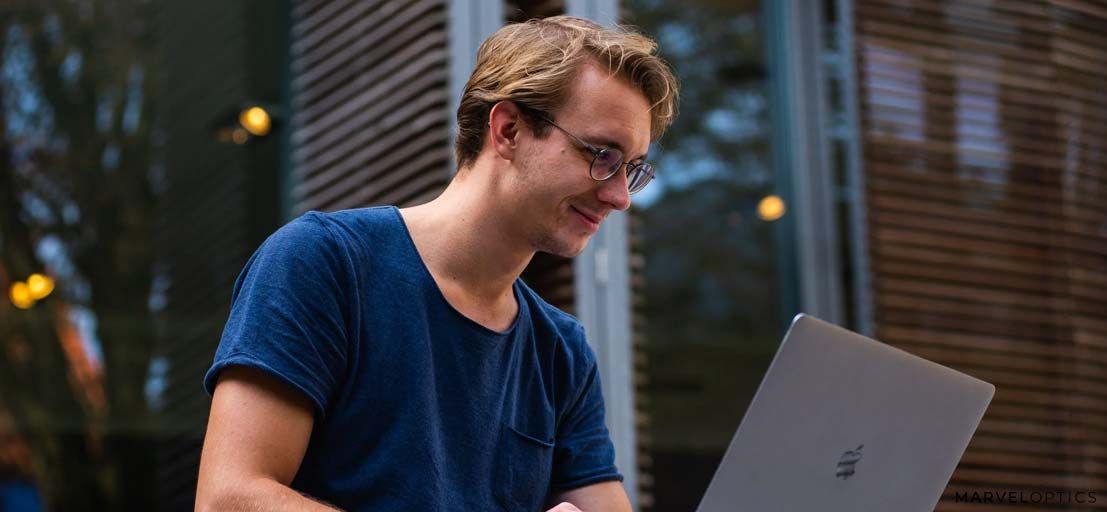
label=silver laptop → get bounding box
[696,314,994,512]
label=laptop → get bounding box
[696,314,994,512]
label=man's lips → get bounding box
[571,206,604,228]
[575,207,602,225]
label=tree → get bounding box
[0,1,160,508]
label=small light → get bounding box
[232,127,249,145]
[239,106,271,136]
[757,195,786,222]
[26,273,54,300]
[9,282,34,309]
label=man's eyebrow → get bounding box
[586,136,648,161]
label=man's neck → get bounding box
[398,171,534,311]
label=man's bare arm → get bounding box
[548,481,633,512]
[195,366,339,512]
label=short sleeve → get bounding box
[550,325,623,490]
[203,212,352,420]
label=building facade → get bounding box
[0,1,1104,510]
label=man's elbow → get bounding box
[195,476,264,512]
[196,476,339,512]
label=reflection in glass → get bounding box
[626,1,792,510]
[1,3,161,509]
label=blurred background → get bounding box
[0,0,1104,510]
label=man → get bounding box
[196,15,677,512]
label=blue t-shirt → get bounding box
[204,206,621,511]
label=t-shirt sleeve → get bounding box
[550,325,624,490]
[203,212,351,420]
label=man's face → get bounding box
[510,61,652,258]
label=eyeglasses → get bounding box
[533,114,656,195]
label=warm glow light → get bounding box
[239,106,271,136]
[26,273,55,300]
[232,127,249,145]
[9,282,34,309]
[757,194,786,222]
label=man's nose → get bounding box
[596,168,632,211]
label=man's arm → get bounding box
[548,481,633,512]
[196,366,339,512]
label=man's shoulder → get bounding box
[516,280,590,353]
[279,206,406,260]
[296,206,397,238]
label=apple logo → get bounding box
[836,445,864,479]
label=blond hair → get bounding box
[455,15,679,169]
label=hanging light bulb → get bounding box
[239,106,272,137]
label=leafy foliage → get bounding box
[0,1,161,508]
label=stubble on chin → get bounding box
[531,228,588,259]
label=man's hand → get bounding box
[547,481,631,512]
[547,503,584,512]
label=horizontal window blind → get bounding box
[854,0,1107,507]
[289,0,452,214]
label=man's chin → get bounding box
[561,244,588,259]
[538,236,591,259]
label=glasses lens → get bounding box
[627,162,654,194]
[590,148,624,180]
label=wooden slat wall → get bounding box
[156,2,284,510]
[628,207,654,510]
[289,0,452,213]
[854,1,1107,508]
[505,0,565,23]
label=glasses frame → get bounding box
[524,108,656,195]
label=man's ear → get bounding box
[488,101,523,161]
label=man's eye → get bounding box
[594,149,622,166]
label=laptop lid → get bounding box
[696,314,994,512]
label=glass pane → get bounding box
[0,4,284,509]
[625,1,797,510]
[0,5,163,507]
